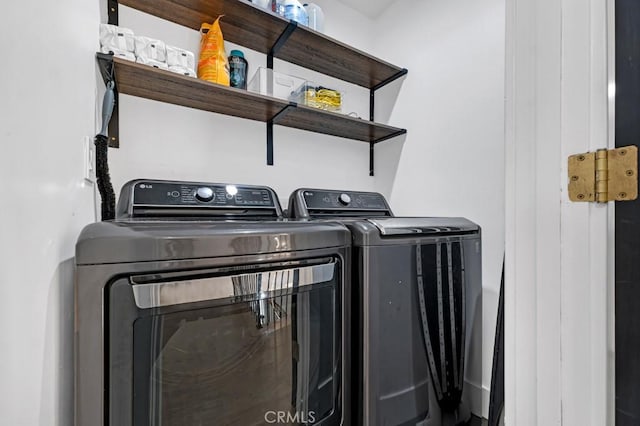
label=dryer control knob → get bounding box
[339,193,352,205]
[195,187,215,202]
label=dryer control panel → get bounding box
[288,188,393,218]
[117,180,282,219]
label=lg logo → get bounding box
[264,411,316,424]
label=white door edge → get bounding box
[505,0,613,424]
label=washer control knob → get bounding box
[195,187,214,202]
[339,193,352,205]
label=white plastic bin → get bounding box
[247,67,306,100]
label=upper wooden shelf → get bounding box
[119,0,406,89]
[104,57,406,143]
[112,57,289,122]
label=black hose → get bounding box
[94,134,116,220]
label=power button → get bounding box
[339,193,352,205]
[195,187,215,202]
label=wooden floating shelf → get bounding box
[113,57,289,122]
[107,57,406,143]
[103,0,408,174]
[277,104,406,143]
[119,0,406,88]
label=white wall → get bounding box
[0,2,379,424]
[111,2,379,202]
[0,0,100,424]
[0,0,504,423]
[372,0,506,417]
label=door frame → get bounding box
[504,0,614,424]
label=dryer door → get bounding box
[107,258,343,426]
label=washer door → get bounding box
[108,258,342,426]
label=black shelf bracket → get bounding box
[368,68,408,176]
[374,129,407,145]
[369,142,375,177]
[372,68,409,92]
[102,0,119,146]
[96,53,120,148]
[265,21,298,165]
[108,0,118,25]
[369,90,376,176]
[267,21,298,69]
[267,103,295,166]
[370,89,375,122]
[266,122,274,166]
[369,129,407,176]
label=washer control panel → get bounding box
[302,190,389,211]
[117,180,281,219]
[132,181,275,207]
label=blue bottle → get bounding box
[228,50,248,89]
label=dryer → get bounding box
[288,189,482,426]
[75,180,351,426]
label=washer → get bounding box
[288,188,482,426]
[75,179,351,426]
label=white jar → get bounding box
[303,3,324,32]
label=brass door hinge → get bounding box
[568,145,638,202]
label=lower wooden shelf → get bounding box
[275,105,406,143]
[100,55,406,144]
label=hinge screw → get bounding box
[571,175,579,181]
[578,194,585,200]
[620,150,627,156]
[578,155,586,161]
[626,170,634,176]
[619,192,627,198]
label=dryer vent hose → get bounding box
[95,81,116,221]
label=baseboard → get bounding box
[463,380,484,418]
[482,385,490,419]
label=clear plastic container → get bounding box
[290,82,343,113]
[303,3,324,32]
[273,0,308,25]
[247,67,306,100]
[250,0,271,9]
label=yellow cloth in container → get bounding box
[198,17,230,86]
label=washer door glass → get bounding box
[110,259,342,426]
